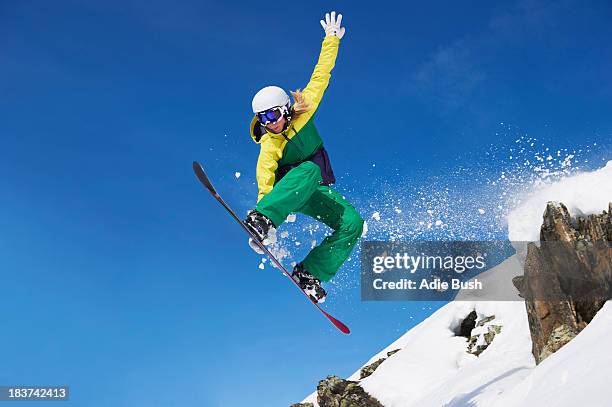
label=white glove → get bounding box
[320,11,345,39]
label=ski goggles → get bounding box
[256,106,287,126]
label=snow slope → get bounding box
[302,161,612,407]
[304,282,612,406]
[496,302,612,407]
[302,293,535,406]
[356,300,534,407]
[454,254,523,301]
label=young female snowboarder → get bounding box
[244,12,363,304]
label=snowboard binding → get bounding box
[291,264,327,303]
[244,210,276,253]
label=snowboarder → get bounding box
[244,11,364,304]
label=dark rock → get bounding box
[476,315,495,327]
[483,325,502,346]
[466,315,502,356]
[359,348,401,379]
[515,202,612,364]
[457,310,477,338]
[316,376,384,407]
[360,358,386,380]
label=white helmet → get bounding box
[252,86,290,113]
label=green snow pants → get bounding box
[256,161,364,282]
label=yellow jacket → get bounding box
[249,35,340,202]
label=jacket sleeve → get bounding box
[256,142,281,202]
[302,36,340,111]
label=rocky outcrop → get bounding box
[456,311,502,356]
[467,315,502,356]
[513,202,612,364]
[292,351,399,406]
[359,349,400,379]
[314,376,384,407]
[457,310,477,338]
[292,375,385,407]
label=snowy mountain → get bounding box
[301,267,536,406]
[301,296,611,407]
[297,161,612,407]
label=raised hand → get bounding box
[320,11,345,39]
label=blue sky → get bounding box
[1,1,611,406]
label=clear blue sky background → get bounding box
[1,1,611,406]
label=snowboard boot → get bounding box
[291,263,327,303]
[244,210,276,253]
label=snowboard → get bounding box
[192,161,350,334]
